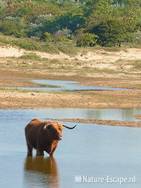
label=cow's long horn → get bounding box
[62,124,77,129]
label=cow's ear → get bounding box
[43,125,47,130]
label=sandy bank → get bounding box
[1,46,141,63]
[52,118,141,128]
[0,46,141,109]
[0,89,141,109]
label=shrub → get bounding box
[76,33,98,47]
[0,19,26,38]
[16,39,41,50]
[92,19,134,47]
[41,32,54,42]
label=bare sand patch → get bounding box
[1,46,141,76]
[0,46,24,57]
[0,46,141,109]
[0,89,141,109]
[1,46,141,64]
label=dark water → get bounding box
[18,79,128,92]
[0,108,141,188]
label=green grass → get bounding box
[20,53,41,60]
[0,34,77,55]
[0,34,135,57]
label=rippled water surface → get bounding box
[0,108,141,188]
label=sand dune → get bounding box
[1,46,141,63]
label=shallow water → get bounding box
[0,108,141,188]
[19,79,128,92]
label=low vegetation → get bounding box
[0,0,141,52]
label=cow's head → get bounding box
[43,121,77,140]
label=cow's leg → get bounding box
[49,145,57,157]
[36,149,44,156]
[27,143,33,156]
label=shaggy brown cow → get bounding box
[25,119,76,156]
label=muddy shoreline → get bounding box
[0,71,141,109]
[0,88,141,109]
[51,118,141,128]
[0,47,141,110]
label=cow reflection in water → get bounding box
[24,157,59,188]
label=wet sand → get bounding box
[0,88,141,109]
[52,118,141,128]
[0,46,141,110]
[0,69,141,109]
